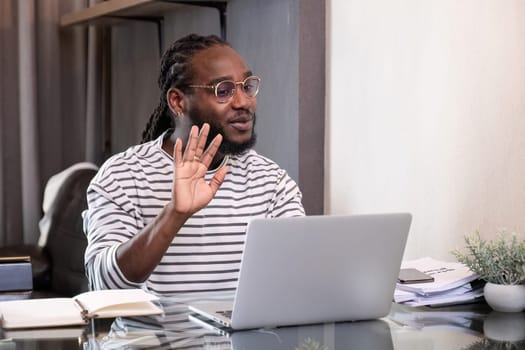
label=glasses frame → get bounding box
[188,75,261,103]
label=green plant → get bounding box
[452,231,525,285]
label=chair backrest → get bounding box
[43,166,98,297]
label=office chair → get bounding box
[0,163,98,297]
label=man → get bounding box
[83,34,305,295]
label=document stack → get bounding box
[394,257,484,307]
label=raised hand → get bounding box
[172,123,228,217]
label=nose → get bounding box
[229,85,254,108]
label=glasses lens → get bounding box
[243,77,260,97]
[215,81,236,101]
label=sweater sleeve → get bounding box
[83,170,145,291]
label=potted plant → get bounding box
[452,230,525,312]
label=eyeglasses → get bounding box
[189,76,261,103]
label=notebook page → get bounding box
[0,298,86,329]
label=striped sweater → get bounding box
[83,134,305,295]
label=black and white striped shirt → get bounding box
[83,134,305,295]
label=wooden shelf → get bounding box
[60,0,225,27]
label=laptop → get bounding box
[188,213,412,331]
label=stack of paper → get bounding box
[394,257,484,307]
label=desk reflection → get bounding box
[3,292,525,350]
[466,311,525,350]
[100,318,393,350]
[99,307,525,350]
[97,294,393,350]
[229,320,392,350]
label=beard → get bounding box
[209,117,257,156]
[187,109,257,156]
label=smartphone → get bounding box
[398,268,434,284]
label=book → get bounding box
[0,288,163,329]
[0,256,32,292]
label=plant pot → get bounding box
[483,282,525,312]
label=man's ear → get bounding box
[166,87,186,116]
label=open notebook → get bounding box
[0,288,163,329]
[189,213,412,331]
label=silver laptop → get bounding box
[188,213,412,331]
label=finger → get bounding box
[200,134,223,168]
[209,166,228,194]
[174,138,183,166]
[183,125,199,162]
[194,123,210,158]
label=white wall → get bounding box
[327,0,525,260]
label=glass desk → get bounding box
[1,291,524,350]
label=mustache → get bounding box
[228,111,255,122]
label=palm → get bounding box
[171,124,227,216]
[174,162,216,213]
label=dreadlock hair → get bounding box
[141,34,230,143]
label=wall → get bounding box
[327,0,525,260]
